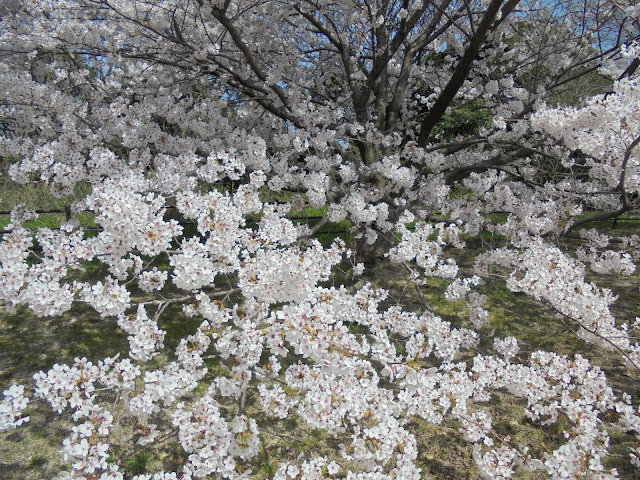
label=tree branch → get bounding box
[417,0,520,146]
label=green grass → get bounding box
[124,451,152,475]
[0,180,96,231]
[28,455,47,469]
[288,204,327,218]
[0,180,91,211]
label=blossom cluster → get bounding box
[1,212,639,480]
[0,385,29,432]
[483,236,640,367]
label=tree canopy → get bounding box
[0,1,640,479]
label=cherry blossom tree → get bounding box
[0,0,640,479]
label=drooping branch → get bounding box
[566,134,640,232]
